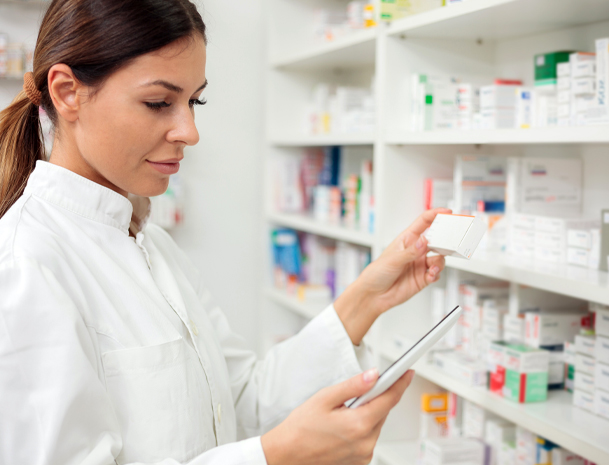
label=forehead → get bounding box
[118,35,207,83]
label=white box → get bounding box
[551,448,585,465]
[595,38,609,112]
[575,334,596,356]
[535,231,566,248]
[480,85,519,109]
[572,61,596,79]
[595,308,609,337]
[574,371,595,394]
[433,351,487,386]
[557,76,571,90]
[596,335,609,364]
[524,312,582,347]
[513,213,536,230]
[558,90,571,104]
[504,314,525,343]
[594,389,609,419]
[426,214,487,259]
[589,229,601,269]
[567,229,593,249]
[557,62,571,77]
[567,247,589,267]
[571,77,595,95]
[572,388,594,412]
[558,103,570,118]
[535,245,566,264]
[575,353,595,376]
[480,108,517,129]
[595,362,609,392]
[421,437,485,465]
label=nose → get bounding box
[168,105,200,146]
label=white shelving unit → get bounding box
[263,1,609,463]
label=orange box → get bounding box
[421,393,449,413]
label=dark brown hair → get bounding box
[0,0,206,218]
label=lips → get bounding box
[147,159,182,175]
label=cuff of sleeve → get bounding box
[189,437,268,465]
[239,437,268,465]
[315,304,366,379]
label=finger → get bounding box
[318,368,379,409]
[425,255,446,284]
[358,370,415,424]
[383,235,429,270]
[405,208,452,238]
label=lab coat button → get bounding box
[190,320,199,336]
[217,403,222,424]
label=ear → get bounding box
[47,63,86,123]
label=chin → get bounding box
[133,178,171,198]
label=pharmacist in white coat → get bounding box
[0,1,448,465]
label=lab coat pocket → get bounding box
[102,338,215,464]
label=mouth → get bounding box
[146,158,182,175]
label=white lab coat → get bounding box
[0,161,373,465]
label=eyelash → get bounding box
[145,98,208,112]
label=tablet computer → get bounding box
[348,305,462,408]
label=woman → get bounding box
[0,1,448,464]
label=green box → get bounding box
[534,51,574,82]
[501,344,549,403]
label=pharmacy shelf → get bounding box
[270,28,377,70]
[270,133,376,147]
[409,360,609,464]
[445,253,609,306]
[386,0,609,41]
[386,126,609,145]
[265,287,326,320]
[374,441,418,465]
[268,211,374,247]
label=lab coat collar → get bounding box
[24,160,152,236]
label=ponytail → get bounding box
[0,90,45,219]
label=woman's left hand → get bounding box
[334,208,451,345]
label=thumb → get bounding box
[318,368,379,409]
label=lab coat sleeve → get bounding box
[0,257,269,465]
[203,288,376,438]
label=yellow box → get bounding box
[421,393,449,412]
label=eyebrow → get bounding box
[141,79,208,94]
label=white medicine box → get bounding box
[426,214,487,259]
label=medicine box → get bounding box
[535,51,574,82]
[420,411,448,439]
[596,362,609,392]
[433,351,487,386]
[551,448,586,465]
[524,312,582,348]
[480,85,519,109]
[571,77,595,95]
[594,389,609,419]
[572,388,594,412]
[595,307,609,337]
[516,426,536,465]
[548,351,565,389]
[503,344,549,403]
[567,247,589,267]
[596,335,609,364]
[488,341,507,394]
[420,437,485,465]
[575,334,596,357]
[574,371,595,394]
[426,214,487,259]
[536,437,559,465]
[575,353,595,376]
[421,393,449,412]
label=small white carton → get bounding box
[551,448,586,465]
[524,312,582,347]
[595,307,609,337]
[595,362,609,392]
[596,335,609,364]
[574,371,595,394]
[575,334,596,357]
[572,388,594,412]
[426,214,487,259]
[567,247,589,267]
[575,353,595,376]
[594,389,609,419]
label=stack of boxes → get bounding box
[593,303,609,419]
[533,51,572,128]
[480,82,522,130]
[420,392,449,439]
[557,52,597,127]
[418,437,486,465]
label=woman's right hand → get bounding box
[260,368,415,465]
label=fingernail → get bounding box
[416,237,425,249]
[363,368,379,383]
[430,266,440,276]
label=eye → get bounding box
[145,101,171,112]
[189,98,207,108]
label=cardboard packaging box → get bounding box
[575,334,596,357]
[594,389,609,419]
[433,351,487,386]
[575,353,595,376]
[421,393,449,413]
[420,437,485,465]
[426,214,487,259]
[595,362,609,392]
[572,388,594,412]
[596,335,609,364]
[524,312,582,348]
[503,344,549,403]
[595,306,609,337]
[574,371,595,394]
[551,447,586,465]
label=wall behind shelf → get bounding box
[168,0,266,352]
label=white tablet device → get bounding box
[348,305,462,408]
